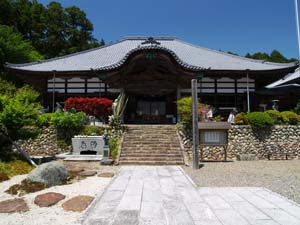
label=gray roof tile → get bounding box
[6,37,297,72]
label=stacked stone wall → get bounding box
[180,125,300,160]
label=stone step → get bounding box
[120,157,183,161]
[122,147,181,150]
[120,153,182,157]
[119,125,184,165]
[118,160,184,165]
[121,150,182,153]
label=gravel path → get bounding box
[0,166,119,225]
[183,160,300,204]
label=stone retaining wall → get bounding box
[14,127,70,156]
[180,125,300,161]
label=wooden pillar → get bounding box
[176,86,181,122]
[246,70,251,112]
[52,71,56,112]
[214,78,218,108]
[84,78,88,96]
[64,78,68,101]
[192,79,199,170]
[105,83,108,97]
[234,78,238,109]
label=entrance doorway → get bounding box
[124,93,177,124]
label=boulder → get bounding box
[27,161,68,187]
[34,192,65,207]
[62,195,94,212]
[0,198,29,213]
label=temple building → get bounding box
[5,36,299,124]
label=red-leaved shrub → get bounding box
[64,97,112,119]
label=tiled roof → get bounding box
[6,36,298,72]
[266,68,300,88]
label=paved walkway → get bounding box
[81,166,300,225]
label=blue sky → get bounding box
[39,0,299,58]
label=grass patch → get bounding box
[0,160,34,179]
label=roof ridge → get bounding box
[6,39,127,68]
[175,39,298,67]
[124,36,176,40]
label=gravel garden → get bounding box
[0,160,119,225]
[183,160,300,204]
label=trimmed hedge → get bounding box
[246,112,274,129]
[234,112,248,125]
[235,110,300,129]
[281,111,299,125]
[265,110,283,125]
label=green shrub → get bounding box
[246,112,274,129]
[109,136,120,159]
[14,85,40,104]
[177,97,192,124]
[80,126,108,136]
[265,110,283,124]
[51,110,86,130]
[36,113,53,127]
[0,101,39,131]
[234,112,248,125]
[281,111,299,125]
[0,85,41,132]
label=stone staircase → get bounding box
[118,125,184,165]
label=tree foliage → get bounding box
[245,50,297,63]
[0,25,41,71]
[0,0,104,59]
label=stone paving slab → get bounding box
[81,166,300,225]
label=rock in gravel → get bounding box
[62,196,94,212]
[67,168,84,173]
[0,198,29,213]
[78,171,97,177]
[27,161,69,187]
[34,192,65,207]
[98,172,114,178]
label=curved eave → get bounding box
[5,40,298,75]
[6,63,298,76]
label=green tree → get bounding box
[30,0,47,53]
[246,50,297,63]
[0,0,103,59]
[270,50,288,63]
[0,0,15,27]
[65,6,99,54]
[45,1,67,57]
[0,25,42,71]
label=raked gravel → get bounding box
[183,160,300,204]
[0,174,113,225]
